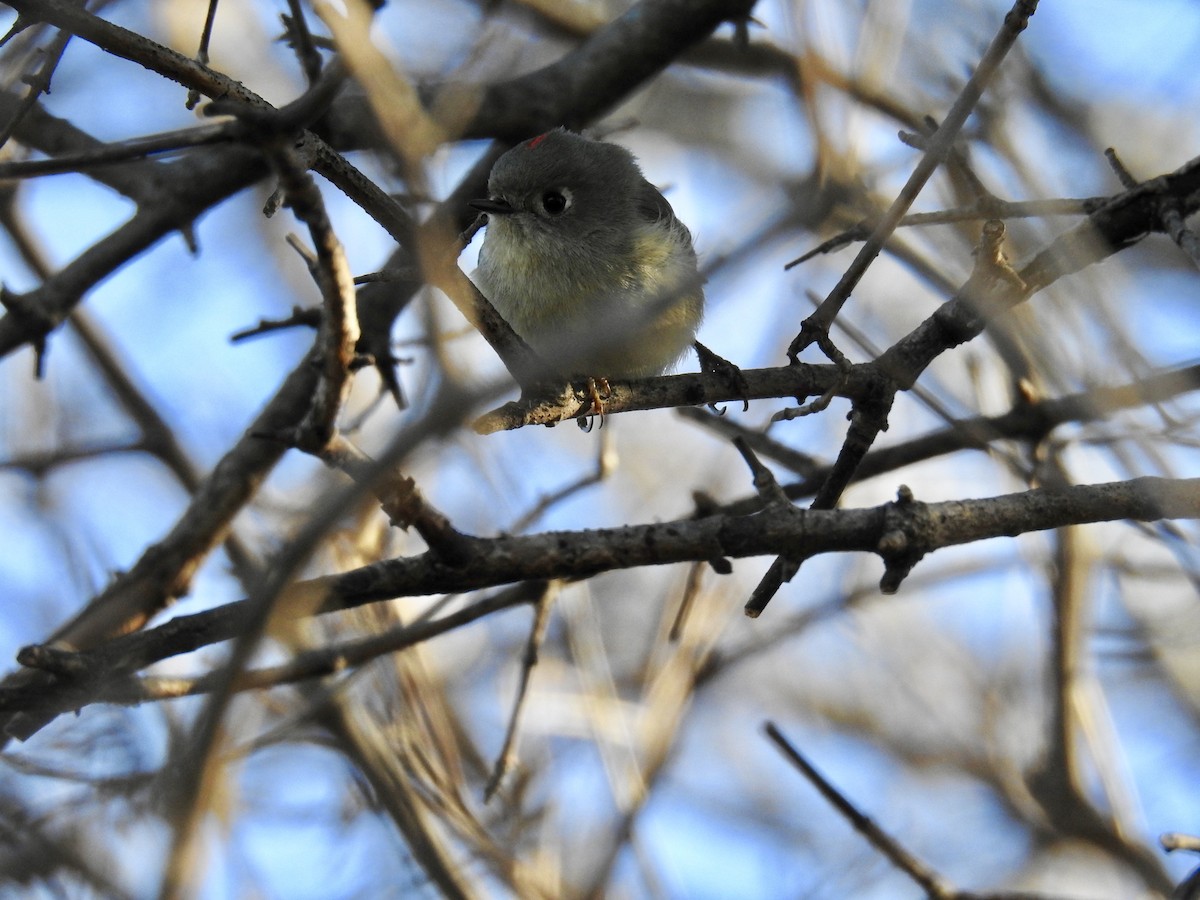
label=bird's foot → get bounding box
[576,376,611,432]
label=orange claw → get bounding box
[576,376,612,431]
[586,376,611,415]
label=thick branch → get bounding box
[5,477,1199,730]
[461,0,760,139]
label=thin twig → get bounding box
[789,0,1039,359]
[764,721,954,898]
[0,25,72,148]
[483,583,557,801]
[786,196,1105,268]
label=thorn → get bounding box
[695,341,749,411]
[179,224,199,255]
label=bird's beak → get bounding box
[469,198,515,216]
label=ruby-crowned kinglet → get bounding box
[469,129,704,380]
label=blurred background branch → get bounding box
[0,0,1198,897]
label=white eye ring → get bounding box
[540,188,572,216]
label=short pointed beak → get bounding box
[469,198,515,215]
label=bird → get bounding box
[469,129,704,384]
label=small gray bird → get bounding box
[469,129,704,380]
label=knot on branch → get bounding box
[960,219,1028,323]
[16,642,87,678]
[876,484,928,594]
[1,284,54,376]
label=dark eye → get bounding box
[541,189,569,215]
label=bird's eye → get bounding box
[540,189,571,216]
